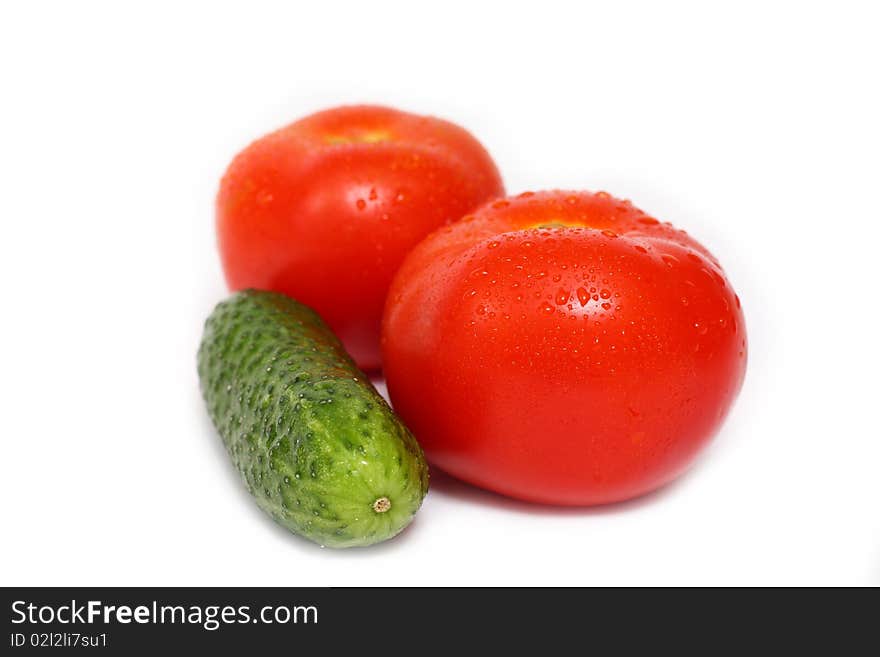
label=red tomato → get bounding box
[217,105,504,370]
[382,190,747,505]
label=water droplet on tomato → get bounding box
[555,288,569,305]
[599,289,611,299]
[356,199,366,210]
[576,287,589,306]
[661,254,679,266]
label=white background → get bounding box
[2,1,877,586]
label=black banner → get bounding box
[1,587,876,652]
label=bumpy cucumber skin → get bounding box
[198,290,428,548]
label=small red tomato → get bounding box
[382,190,747,505]
[217,105,504,370]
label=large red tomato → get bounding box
[217,105,504,370]
[382,190,747,505]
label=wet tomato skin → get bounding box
[217,105,504,370]
[382,190,747,505]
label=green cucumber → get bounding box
[197,290,428,548]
